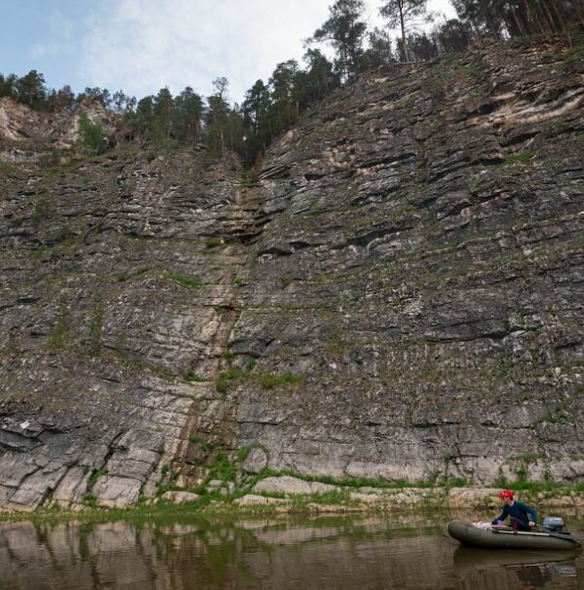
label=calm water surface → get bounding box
[0,514,583,589]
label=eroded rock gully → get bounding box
[1,36,583,510]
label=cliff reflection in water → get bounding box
[0,516,582,589]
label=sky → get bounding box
[1,0,457,106]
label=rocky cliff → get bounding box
[1,35,583,511]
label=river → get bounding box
[0,513,582,589]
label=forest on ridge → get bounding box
[1,0,583,170]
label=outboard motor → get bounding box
[543,516,565,532]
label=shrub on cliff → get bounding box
[78,111,107,155]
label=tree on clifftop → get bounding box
[379,0,429,62]
[173,86,203,144]
[205,77,235,156]
[269,60,300,127]
[15,69,46,108]
[153,87,173,140]
[451,0,584,38]
[310,0,368,80]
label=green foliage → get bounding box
[33,196,54,218]
[0,72,17,98]
[189,435,215,452]
[83,468,107,506]
[87,469,106,490]
[173,86,204,142]
[1,0,580,169]
[153,87,173,140]
[14,69,46,107]
[275,470,419,490]
[82,492,98,508]
[48,296,71,349]
[155,464,171,497]
[78,111,107,155]
[166,272,202,288]
[563,43,584,71]
[208,450,237,482]
[259,371,303,389]
[379,0,429,62]
[205,78,244,157]
[117,266,150,282]
[514,465,528,484]
[532,404,570,426]
[234,444,266,464]
[236,166,261,187]
[503,149,538,165]
[185,370,205,383]
[205,237,224,249]
[87,303,105,354]
[459,62,479,77]
[216,366,247,393]
[445,477,468,488]
[310,0,368,79]
[216,363,304,394]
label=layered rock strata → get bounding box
[227,36,584,485]
[0,35,583,510]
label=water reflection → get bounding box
[452,545,582,590]
[512,563,554,587]
[0,515,582,589]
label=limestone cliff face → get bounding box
[0,136,253,509]
[229,36,584,487]
[0,36,583,510]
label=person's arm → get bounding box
[517,501,537,526]
[491,506,507,525]
[525,503,537,526]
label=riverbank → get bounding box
[228,478,584,518]
[2,475,584,524]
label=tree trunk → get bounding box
[575,0,584,29]
[400,1,409,62]
[510,5,527,37]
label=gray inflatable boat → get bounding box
[448,520,582,551]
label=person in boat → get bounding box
[491,489,537,531]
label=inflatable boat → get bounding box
[448,520,582,551]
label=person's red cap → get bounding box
[498,489,514,499]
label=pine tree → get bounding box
[302,48,340,102]
[0,73,17,98]
[133,96,155,140]
[15,70,46,107]
[270,60,300,127]
[379,0,429,62]
[205,77,232,156]
[153,87,173,141]
[310,0,368,80]
[241,79,272,163]
[173,87,203,144]
[365,27,395,68]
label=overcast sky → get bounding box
[1,0,457,106]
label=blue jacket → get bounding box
[492,500,537,528]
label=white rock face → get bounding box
[234,494,287,506]
[253,476,337,495]
[161,491,199,504]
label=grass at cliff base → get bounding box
[2,481,584,526]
